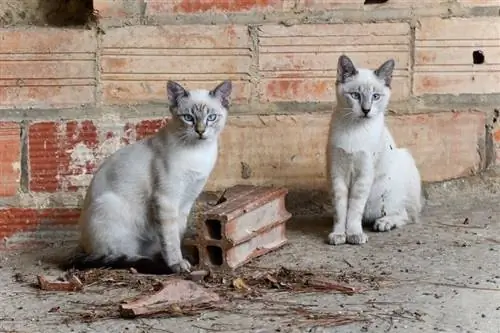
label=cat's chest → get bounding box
[169,144,217,177]
[331,121,386,154]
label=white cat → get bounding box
[327,55,422,245]
[64,80,232,273]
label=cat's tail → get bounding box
[60,247,170,275]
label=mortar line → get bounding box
[408,19,417,114]
[248,25,261,106]
[95,25,103,108]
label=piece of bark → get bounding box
[119,278,220,318]
[37,274,83,292]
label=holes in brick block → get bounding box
[205,219,222,240]
[364,0,389,4]
[473,50,485,65]
[207,246,223,266]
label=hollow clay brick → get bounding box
[184,185,291,271]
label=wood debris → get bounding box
[240,267,362,295]
[37,274,83,292]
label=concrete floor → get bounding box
[1,179,500,333]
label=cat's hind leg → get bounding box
[68,192,166,272]
[373,210,409,232]
[365,148,421,232]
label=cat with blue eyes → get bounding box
[63,80,232,274]
[326,55,422,246]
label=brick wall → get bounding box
[0,0,499,243]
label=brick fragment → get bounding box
[0,122,21,197]
[185,185,291,270]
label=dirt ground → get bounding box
[1,182,500,333]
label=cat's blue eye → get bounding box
[182,114,194,122]
[350,92,361,100]
[372,93,381,101]
[207,114,217,122]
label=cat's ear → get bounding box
[337,55,358,84]
[374,59,395,88]
[210,80,232,109]
[167,80,189,107]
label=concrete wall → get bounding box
[0,0,499,243]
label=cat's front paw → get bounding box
[169,258,192,273]
[327,232,346,245]
[373,217,397,232]
[346,232,368,245]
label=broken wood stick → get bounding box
[306,278,360,295]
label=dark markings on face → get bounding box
[178,102,223,137]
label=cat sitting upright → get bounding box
[64,80,232,273]
[326,55,422,245]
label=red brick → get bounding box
[414,18,500,95]
[93,0,142,18]
[208,114,329,190]
[100,25,251,105]
[136,119,168,140]
[0,208,80,240]
[0,28,96,109]
[28,119,170,192]
[206,111,486,190]
[28,121,99,192]
[389,112,485,182]
[224,222,286,268]
[146,0,282,15]
[186,185,291,270]
[258,23,411,102]
[0,122,21,197]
